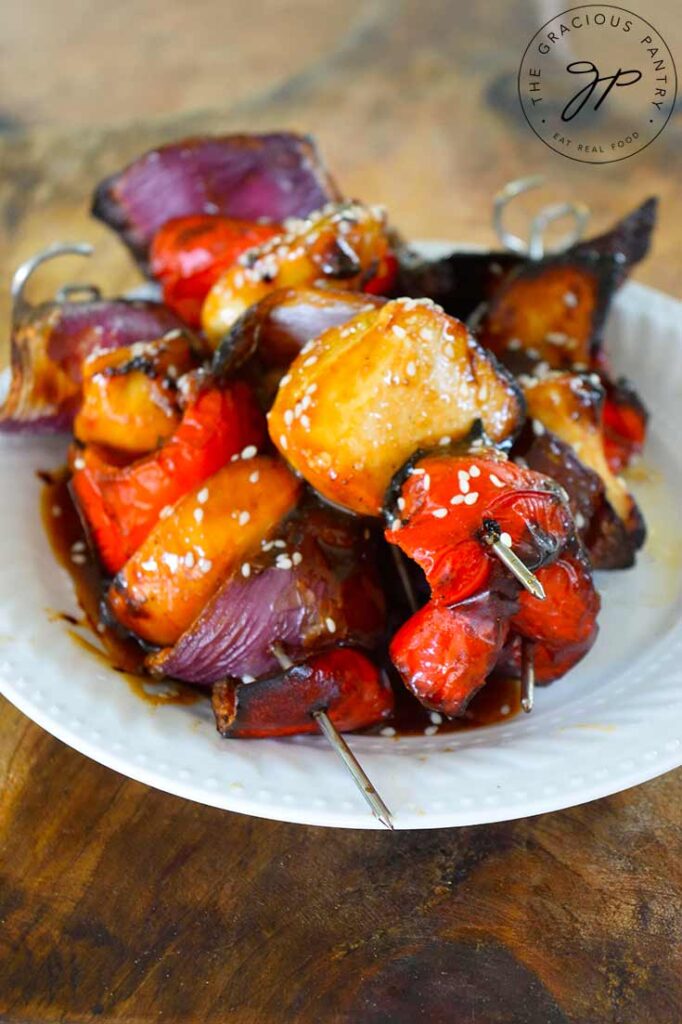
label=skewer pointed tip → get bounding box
[312,709,395,830]
[520,639,535,714]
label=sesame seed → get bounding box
[238,511,250,526]
[276,555,293,570]
[249,471,260,484]
[241,445,257,460]
[380,726,396,737]
[185,552,195,568]
[326,617,337,633]
[71,553,86,565]
[300,414,311,430]
[284,409,294,426]
[273,540,286,549]
[406,361,417,377]
[489,473,505,488]
[500,703,511,716]
[160,504,173,519]
[141,558,158,572]
[71,540,86,553]
[424,725,438,736]
[193,508,204,524]
[450,494,464,505]
[532,420,546,436]
[419,327,434,341]
[280,373,291,386]
[422,473,431,491]
[499,532,512,547]
[564,291,578,308]
[439,436,451,446]
[507,338,522,351]
[430,711,443,724]
[392,324,407,339]
[575,512,586,529]
[302,355,318,367]
[464,492,479,505]
[459,476,470,495]
[292,552,303,566]
[241,674,255,684]
[397,496,406,511]
[197,488,209,504]
[444,343,455,359]
[432,508,448,519]
[73,457,85,470]
[241,563,251,578]
[279,434,288,450]
[198,558,212,574]
[162,553,180,572]
[469,465,481,477]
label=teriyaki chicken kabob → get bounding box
[0,133,655,822]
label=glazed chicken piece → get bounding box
[269,298,525,516]
[74,331,201,454]
[521,370,645,566]
[201,201,395,343]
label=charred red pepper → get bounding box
[389,592,515,716]
[70,381,265,574]
[601,376,648,473]
[211,648,394,738]
[385,446,573,606]
[150,215,281,327]
[385,443,599,716]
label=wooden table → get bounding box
[1,3,680,1021]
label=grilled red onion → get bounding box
[146,502,386,685]
[92,133,342,272]
[0,299,186,434]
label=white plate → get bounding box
[1,249,681,829]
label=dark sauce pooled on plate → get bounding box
[41,471,520,732]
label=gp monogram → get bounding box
[518,5,677,163]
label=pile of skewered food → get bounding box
[2,132,655,746]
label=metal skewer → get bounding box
[520,639,535,714]
[481,527,546,601]
[390,545,419,613]
[11,241,96,322]
[270,643,394,830]
[493,176,590,260]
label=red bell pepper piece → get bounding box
[70,381,265,574]
[385,450,573,606]
[602,379,648,473]
[363,250,398,296]
[150,215,281,327]
[389,593,515,717]
[511,551,601,651]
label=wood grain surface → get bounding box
[1,2,681,1021]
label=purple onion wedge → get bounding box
[213,286,384,379]
[92,133,342,273]
[146,501,386,685]
[0,299,186,434]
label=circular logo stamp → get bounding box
[518,5,677,163]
